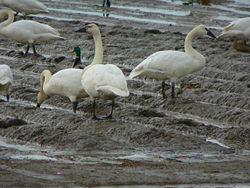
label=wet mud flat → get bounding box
[0,0,250,187]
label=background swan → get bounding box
[0,64,13,101]
[37,69,87,113]
[217,17,250,52]
[0,9,64,56]
[0,0,49,17]
[77,23,129,119]
[129,24,216,98]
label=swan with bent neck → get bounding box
[0,0,49,17]
[217,17,250,52]
[76,24,129,119]
[129,24,216,98]
[0,9,64,56]
[37,68,87,113]
[0,64,13,101]
[37,24,104,113]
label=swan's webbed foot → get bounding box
[92,99,116,120]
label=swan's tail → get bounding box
[0,77,12,85]
[97,86,129,97]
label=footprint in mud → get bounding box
[0,117,27,129]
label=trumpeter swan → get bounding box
[217,17,250,52]
[0,64,13,101]
[37,69,88,113]
[0,0,49,17]
[76,23,129,119]
[129,24,216,98]
[0,9,64,56]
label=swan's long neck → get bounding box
[0,10,14,29]
[91,32,103,66]
[82,30,103,75]
[185,28,206,68]
[40,70,52,94]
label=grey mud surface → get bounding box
[0,0,250,187]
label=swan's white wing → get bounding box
[45,68,86,101]
[2,0,48,15]
[225,17,250,32]
[1,20,64,43]
[129,50,196,80]
[82,64,129,98]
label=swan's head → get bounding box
[194,25,217,39]
[76,23,100,36]
[0,9,13,20]
[37,91,47,108]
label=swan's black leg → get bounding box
[106,99,115,119]
[93,99,105,120]
[162,81,166,98]
[6,94,9,102]
[24,45,30,56]
[107,0,111,7]
[32,44,39,56]
[72,102,78,113]
[171,82,175,98]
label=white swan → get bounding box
[0,64,13,101]
[37,69,88,113]
[129,24,216,98]
[0,0,49,17]
[0,9,64,56]
[217,17,250,52]
[76,24,129,119]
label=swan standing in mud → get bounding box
[76,24,129,119]
[0,64,13,102]
[37,69,88,113]
[0,9,64,56]
[0,0,49,17]
[129,24,216,98]
[217,17,250,52]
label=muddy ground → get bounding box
[0,0,250,187]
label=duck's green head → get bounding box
[74,46,81,57]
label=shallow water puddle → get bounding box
[0,136,122,165]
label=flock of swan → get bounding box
[0,0,249,119]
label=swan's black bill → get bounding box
[75,28,86,33]
[36,103,41,108]
[205,28,217,39]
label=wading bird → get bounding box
[76,24,129,119]
[0,64,13,101]
[0,9,64,56]
[217,17,250,52]
[129,24,216,99]
[0,0,49,17]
